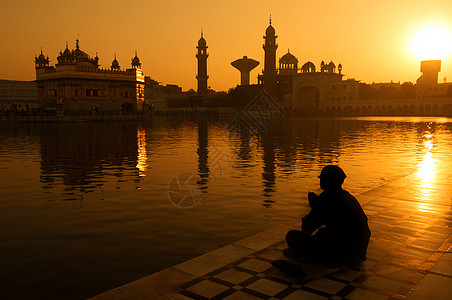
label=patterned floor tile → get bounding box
[375,265,414,282]
[303,278,347,295]
[330,269,362,281]
[257,249,284,261]
[214,268,255,285]
[238,258,272,273]
[223,290,263,299]
[282,289,328,300]
[401,246,435,259]
[410,238,444,251]
[246,278,288,296]
[346,287,390,300]
[185,279,230,298]
[361,275,403,293]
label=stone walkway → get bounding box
[92,169,452,300]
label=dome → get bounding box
[279,51,298,64]
[72,39,90,60]
[301,61,316,73]
[37,51,46,61]
[73,48,90,60]
[111,54,120,70]
[62,47,71,57]
[35,48,50,67]
[131,50,141,68]
[265,24,275,36]
[198,36,207,47]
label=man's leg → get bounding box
[285,230,310,253]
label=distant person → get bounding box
[285,165,371,267]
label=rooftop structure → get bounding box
[35,39,146,114]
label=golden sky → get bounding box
[1,0,452,91]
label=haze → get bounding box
[1,0,452,91]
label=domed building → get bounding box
[254,18,359,114]
[279,50,298,75]
[35,39,146,115]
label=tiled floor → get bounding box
[92,170,452,300]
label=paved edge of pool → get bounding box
[89,172,430,300]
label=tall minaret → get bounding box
[263,16,278,95]
[196,30,209,95]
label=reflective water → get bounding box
[0,116,451,299]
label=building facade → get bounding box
[35,40,145,115]
[255,20,359,113]
[0,80,40,113]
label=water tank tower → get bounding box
[231,56,260,86]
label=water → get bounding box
[0,116,451,299]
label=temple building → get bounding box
[34,40,146,115]
[0,80,39,113]
[256,19,359,113]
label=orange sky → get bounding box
[1,0,452,91]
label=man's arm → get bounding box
[301,210,323,236]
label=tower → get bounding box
[196,30,209,95]
[231,56,260,86]
[419,60,441,85]
[263,16,278,94]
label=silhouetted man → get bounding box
[285,165,371,266]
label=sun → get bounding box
[410,25,452,61]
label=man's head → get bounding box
[319,165,346,191]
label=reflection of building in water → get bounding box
[39,123,139,191]
[0,80,40,112]
[417,124,437,212]
[261,132,276,207]
[197,119,209,191]
[35,40,146,115]
[136,127,148,177]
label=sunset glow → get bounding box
[1,1,452,90]
[410,25,452,61]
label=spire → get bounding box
[131,50,141,68]
[76,36,79,49]
[201,28,204,38]
[111,53,120,70]
[269,14,272,25]
[65,41,68,49]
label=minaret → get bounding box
[196,30,209,95]
[263,16,278,95]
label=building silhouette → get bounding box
[0,80,39,113]
[262,17,278,95]
[34,39,145,115]
[231,56,260,86]
[196,30,209,96]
